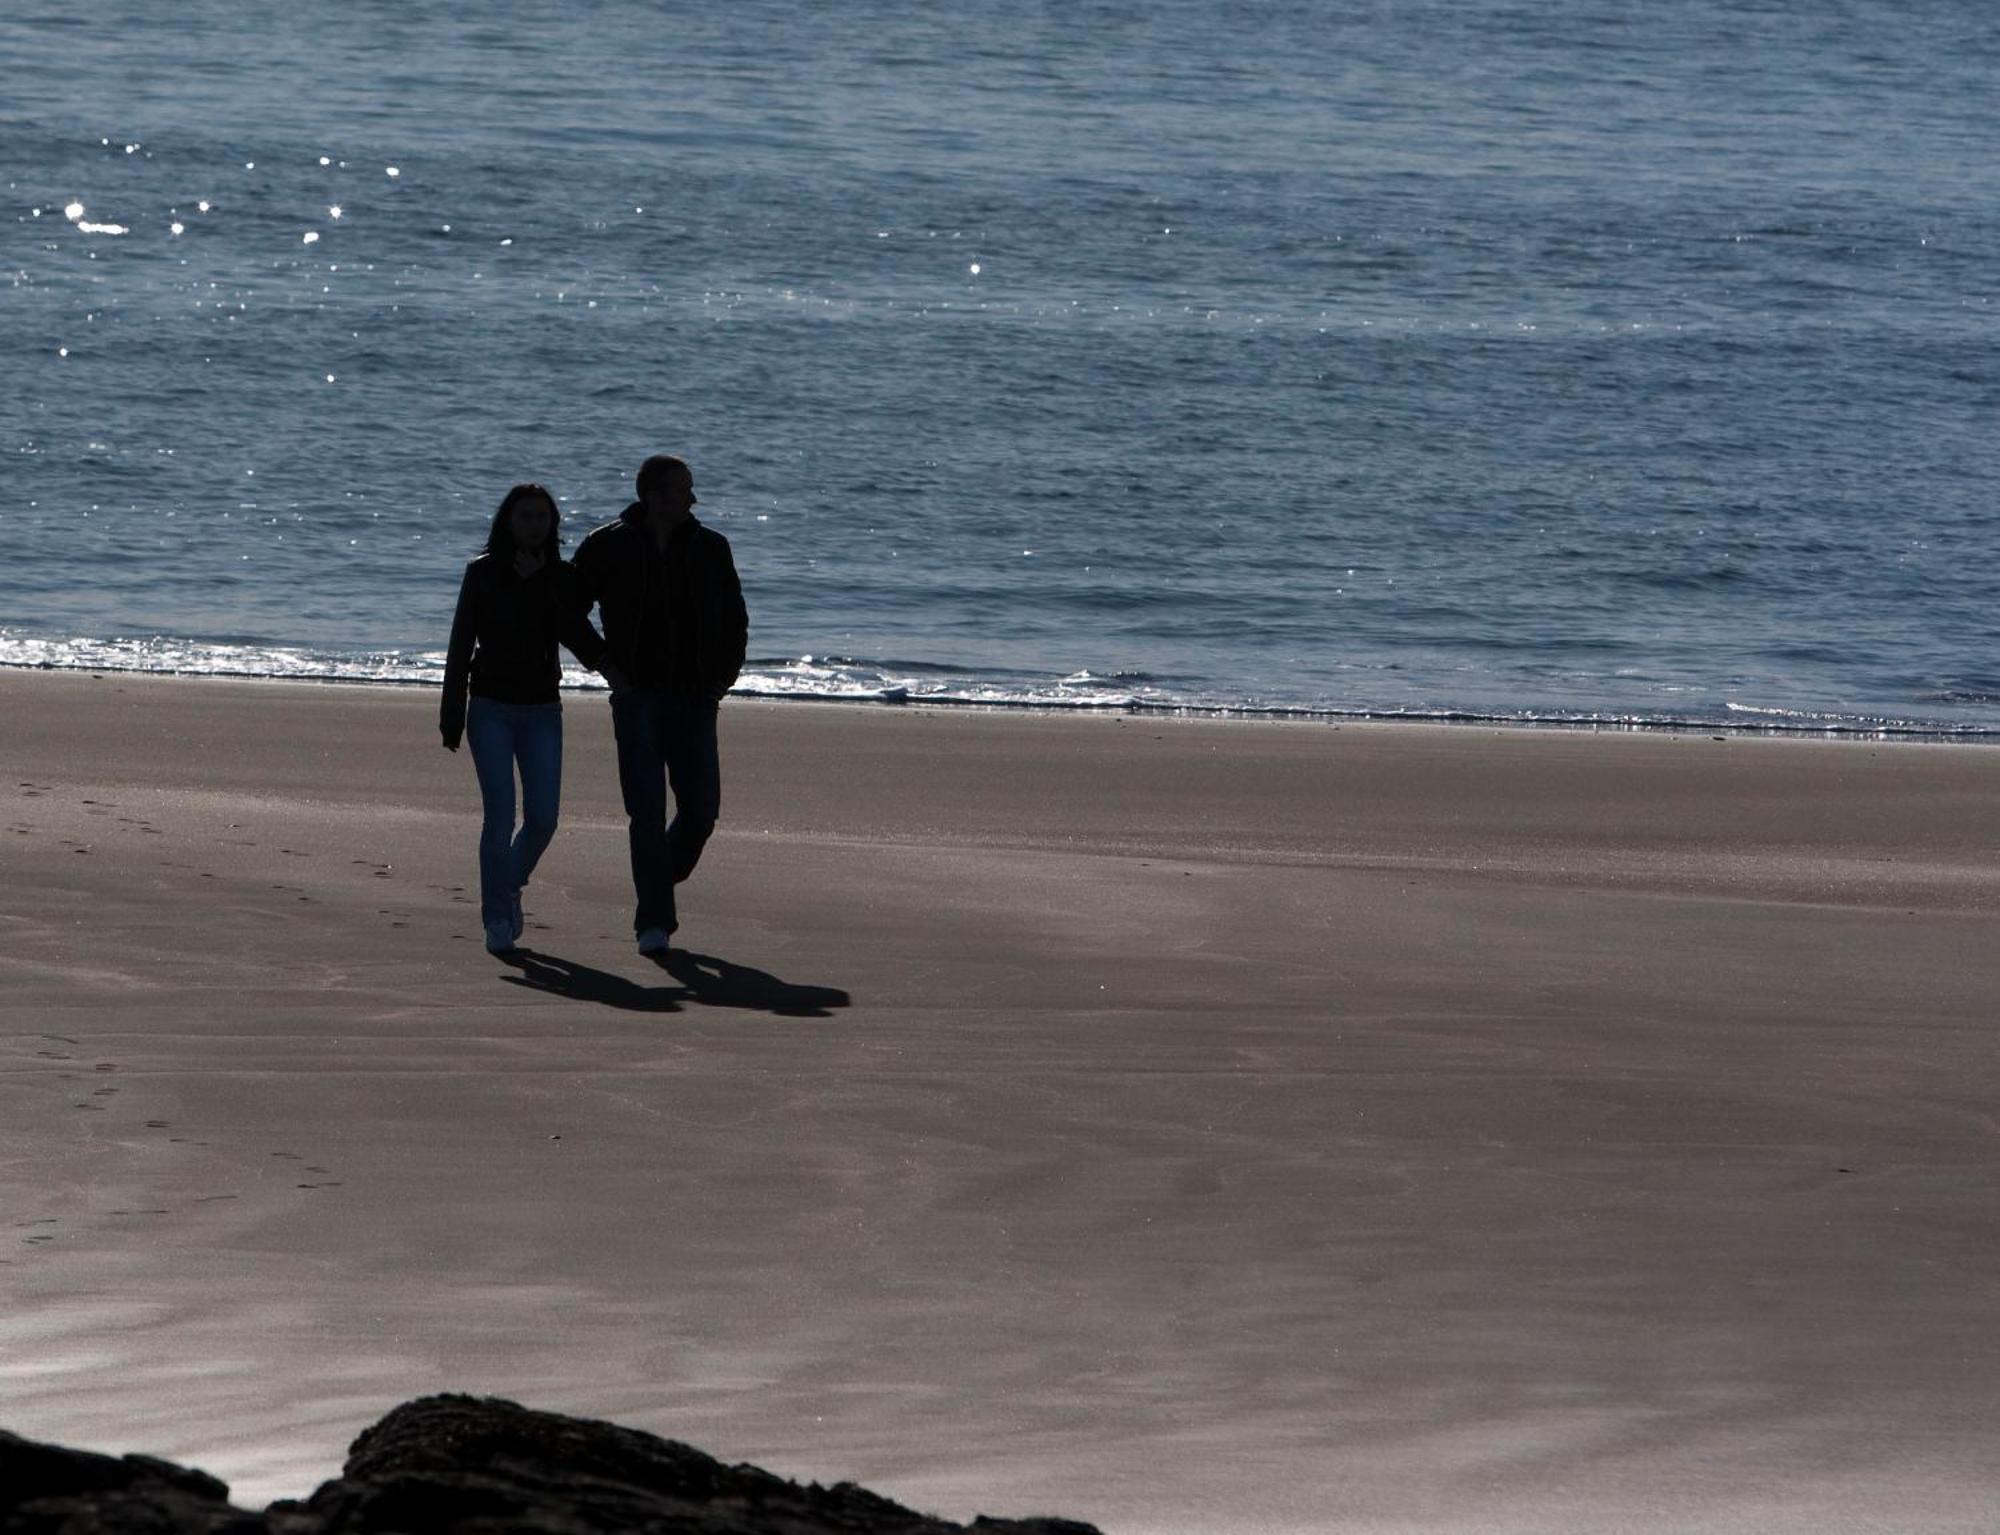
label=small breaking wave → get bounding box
[3,630,1995,742]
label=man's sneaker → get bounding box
[509,889,525,944]
[484,920,516,955]
[636,927,671,956]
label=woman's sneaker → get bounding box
[484,920,516,955]
[636,927,671,956]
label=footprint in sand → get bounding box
[146,1119,170,1129]
[263,1151,346,1191]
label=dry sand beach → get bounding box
[3,670,1997,1532]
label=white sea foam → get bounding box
[2,633,1987,739]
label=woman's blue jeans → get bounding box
[465,697,562,930]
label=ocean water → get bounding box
[5,0,1998,735]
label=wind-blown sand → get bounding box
[3,670,1996,1533]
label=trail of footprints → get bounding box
[2,784,508,1257]
[15,783,439,934]
[14,1039,346,1256]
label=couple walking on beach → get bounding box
[438,454,749,957]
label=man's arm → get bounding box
[555,554,607,673]
[561,536,631,691]
[709,534,748,699]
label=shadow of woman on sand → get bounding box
[500,948,849,1019]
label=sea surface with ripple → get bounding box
[5,0,1998,736]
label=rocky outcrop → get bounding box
[0,1428,259,1534]
[2,1395,1102,1535]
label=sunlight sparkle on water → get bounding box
[302,232,320,245]
[385,167,400,178]
[64,202,84,221]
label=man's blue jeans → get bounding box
[465,697,563,930]
[610,690,720,937]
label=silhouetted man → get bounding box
[570,455,748,955]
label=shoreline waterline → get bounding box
[5,657,1994,746]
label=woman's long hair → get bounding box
[483,482,562,561]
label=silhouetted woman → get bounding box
[440,483,600,954]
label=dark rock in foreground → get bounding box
[2,1395,1102,1535]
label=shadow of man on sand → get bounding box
[501,948,849,1019]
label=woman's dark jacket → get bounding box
[439,555,602,747]
[567,506,748,700]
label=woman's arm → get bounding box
[439,565,478,750]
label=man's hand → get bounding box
[441,729,461,753]
[599,661,635,695]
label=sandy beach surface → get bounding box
[3,670,1996,1533]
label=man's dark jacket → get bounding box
[569,505,748,699]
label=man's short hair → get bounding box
[637,454,693,501]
